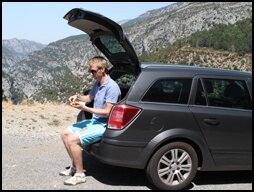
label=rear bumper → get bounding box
[88,138,148,169]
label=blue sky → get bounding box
[2,2,174,44]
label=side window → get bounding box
[142,78,192,104]
[198,78,252,110]
[222,79,252,109]
[115,74,136,99]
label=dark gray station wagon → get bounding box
[64,8,252,190]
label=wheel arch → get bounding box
[146,137,203,169]
[143,129,208,170]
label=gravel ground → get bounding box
[2,102,252,190]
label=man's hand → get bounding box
[70,101,86,110]
[69,95,78,103]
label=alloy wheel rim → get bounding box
[157,148,192,186]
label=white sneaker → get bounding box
[64,173,86,185]
[59,167,76,176]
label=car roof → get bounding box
[141,63,252,78]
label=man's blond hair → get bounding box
[88,56,108,69]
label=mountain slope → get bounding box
[123,2,252,54]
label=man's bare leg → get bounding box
[60,128,75,167]
[68,134,84,173]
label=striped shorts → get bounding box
[68,118,107,146]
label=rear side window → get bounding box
[100,35,125,54]
[115,74,136,99]
[142,78,192,104]
[195,78,252,110]
[115,74,136,89]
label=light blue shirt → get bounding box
[89,75,121,120]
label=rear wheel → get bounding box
[146,142,198,190]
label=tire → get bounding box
[146,142,198,190]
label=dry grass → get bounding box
[2,101,79,134]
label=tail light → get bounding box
[108,104,141,130]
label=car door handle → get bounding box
[203,118,220,126]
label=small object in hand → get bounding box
[68,95,86,107]
[70,101,78,106]
[70,101,86,107]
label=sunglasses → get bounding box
[89,69,98,74]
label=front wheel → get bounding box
[146,142,198,190]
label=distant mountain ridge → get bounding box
[2,38,47,55]
[2,2,252,103]
[2,38,47,73]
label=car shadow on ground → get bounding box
[193,170,252,185]
[83,152,252,189]
[83,152,155,189]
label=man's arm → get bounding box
[72,102,114,117]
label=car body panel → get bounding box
[190,106,252,168]
[189,75,252,169]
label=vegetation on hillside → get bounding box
[32,69,94,103]
[139,18,252,70]
[186,18,252,54]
